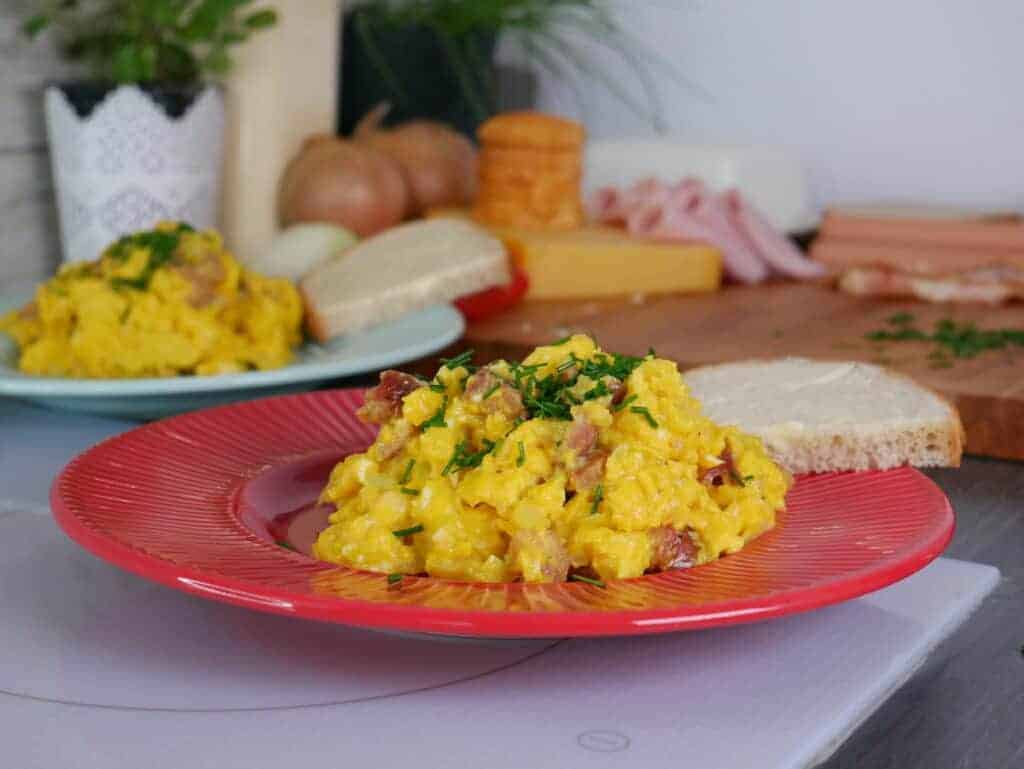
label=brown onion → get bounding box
[354,103,477,217]
[278,134,409,238]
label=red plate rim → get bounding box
[50,389,955,638]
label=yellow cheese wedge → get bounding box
[502,226,721,299]
[426,208,722,299]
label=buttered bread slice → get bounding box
[683,358,964,473]
[301,219,508,341]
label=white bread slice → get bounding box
[300,219,509,341]
[682,358,964,474]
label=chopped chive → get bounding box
[400,487,420,496]
[442,439,496,476]
[612,394,638,413]
[441,349,475,370]
[429,382,446,393]
[392,524,424,538]
[743,475,755,482]
[276,540,296,552]
[399,459,415,485]
[590,484,604,515]
[551,335,573,345]
[569,573,606,588]
[729,470,746,486]
[387,573,403,585]
[630,405,659,428]
[647,346,657,357]
[422,397,448,430]
[557,355,578,373]
[441,451,459,476]
[887,311,915,325]
[517,441,526,467]
[482,382,501,400]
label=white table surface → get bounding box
[0,399,1002,769]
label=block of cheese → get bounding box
[501,226,722,299]
[425,208,723,299]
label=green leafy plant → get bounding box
[22,1,279,84]
[352,0,694,131]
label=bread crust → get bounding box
[299,283,330,343]
[682,357,965,471]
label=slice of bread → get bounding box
[300,219,509,341]
[682,358,964,474]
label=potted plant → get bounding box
[340,0,674,138]
[22,0,278,264]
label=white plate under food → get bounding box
[0,297,463,420]
[584,141,819,233]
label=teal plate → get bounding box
[0,303,463,420]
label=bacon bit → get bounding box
[464,369,498,400]
[466,368,526,420]
[571,450,608,492]
[566,414,598,455]
[508,530,570,583]
[357,370,426,425]
[566,413,605,491]
[607,377,627,405]
[699,448,740,487]
[648,526,699,572]
[484,385,525,420]
[375,421,414,461]
[175,250,226,308]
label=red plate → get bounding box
[51,389,955,638]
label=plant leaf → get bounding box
[21,13,51,39]
[243,9,277,29]
[181,0,236,42]
[111,43,146,83]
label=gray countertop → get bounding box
[0,396,1020,767]
[821,459,1023,769]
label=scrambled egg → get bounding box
[313,335,791,584]
[0,222,303,378]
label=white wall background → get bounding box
[519,0,1024,212]
[3,1,1022,284]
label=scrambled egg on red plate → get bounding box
[0,222,302,378]
[314,335,790,584]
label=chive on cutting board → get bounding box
[465,282,1024,461]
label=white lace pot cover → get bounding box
[44,85,225,264]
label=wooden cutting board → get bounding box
[465,283,1024,461]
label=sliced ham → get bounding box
[590,176,822,284]
[724,189,825,279]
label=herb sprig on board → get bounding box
[866,313,1024,361]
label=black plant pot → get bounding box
[338,8,499,138]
